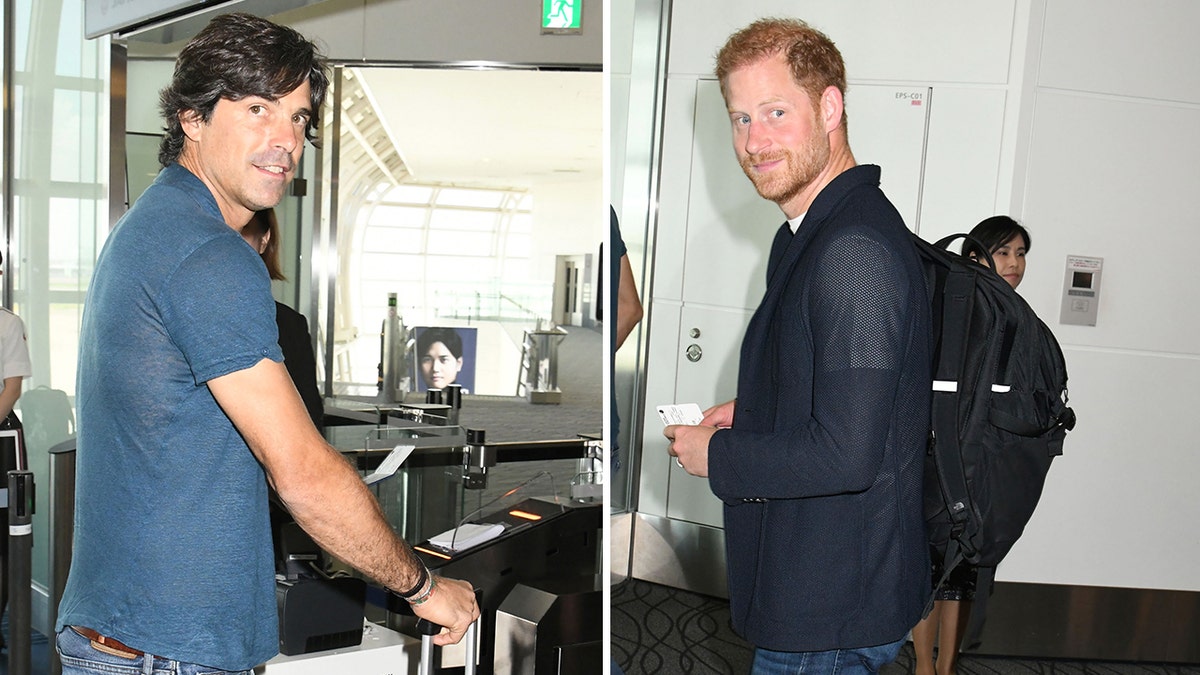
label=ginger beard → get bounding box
[739,108,831,207]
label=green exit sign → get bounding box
[542,0,582,34]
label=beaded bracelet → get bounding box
[408,575,439,606]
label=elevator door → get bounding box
[554,254,586,327]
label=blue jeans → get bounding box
[57,627,253,675]
[751,637,905,675]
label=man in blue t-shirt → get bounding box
[56,14,478,674]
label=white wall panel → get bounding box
[610,0,635,212]
[650,78,701,303]
[998,349,1200,591]
[667,0,1016,84]
[1020,91,1200,354]
[365,0,602,65]
[842,84,931,231]
[670,309,747,419]
[663,304,753,527]
[681,80,781,310]
[1006,80,1200,591]
[637,300,682,517]
[918,87,1008,240]
[611,0,636,76]
[277,0,368,61]
[126,60,174,134]
[665,461,724,527]
[1039,0,1200,104]
[610,73,630,212]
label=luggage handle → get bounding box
[416,617,478,675]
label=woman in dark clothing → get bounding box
[242,208,324,431]
[912,215,1031,675]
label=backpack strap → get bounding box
[929,266,980,561]
[934,233,995,270]
[993,304,1019,384]
[961,565,997,650]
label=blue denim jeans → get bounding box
[751,637,906,675]
[57,627,253,675]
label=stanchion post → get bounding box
[47,441,77,675]
[7,470,34,675]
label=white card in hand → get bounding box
[657,403,704,426]
[363,444,416,485]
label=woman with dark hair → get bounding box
[242,208,324,430]
[962,215,1031,290]
[417,327,465,392]
[913,215,1032,675]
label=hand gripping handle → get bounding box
[416,618,478,675]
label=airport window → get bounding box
[335,184,537,394]
[320,66,597,400]
[363,227,424,253]
[365,204,426,229]
[4,0,108,606]
[435,188,505,209]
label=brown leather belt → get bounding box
[72,626,151,659]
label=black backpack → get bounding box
[914,232,1076,639]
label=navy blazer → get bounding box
[708,165,931,651]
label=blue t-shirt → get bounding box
[57,164,284,670]
[609,208,627,469]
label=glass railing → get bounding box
[321,402,603,548]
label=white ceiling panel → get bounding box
[354,67,602,190]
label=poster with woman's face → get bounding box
[413,326,477,394]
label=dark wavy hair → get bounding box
[158,12,330,167]
[962,215,1031,260]
[417,327,463,360]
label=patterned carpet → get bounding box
[611,579,1200,675]
[612,578,752,674]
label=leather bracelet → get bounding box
[397,560,429,600]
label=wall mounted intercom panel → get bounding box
[1060,255,1103,326]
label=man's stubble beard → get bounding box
[740,129,830,208]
